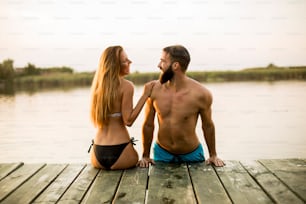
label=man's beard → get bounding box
[159,64,174,84]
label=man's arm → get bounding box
[137,97,156,168]
[201,106,216,156]
[200,91,225,167]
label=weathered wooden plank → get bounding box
[82,169,123,204]
[146,162,196,204]
[259,159,306,202]
[188,162,231,204]
[57,164,100,204]
[1,164,67,204]
[241,160,304,204]
[0,163,45,202]
[0,159,304,204]
[114,167,148,203]
[32,164,86,203]
[215,160,272,204]
[0,162,23,181]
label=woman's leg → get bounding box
[110,143,139,170]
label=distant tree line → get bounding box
[1,59,306,94]
[0,59,74,80]
[0,59,15,81]
[126,64,306,84]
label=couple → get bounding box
[89,45,225,170]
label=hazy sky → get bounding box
[1,0,305,72]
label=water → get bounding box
[0,81,305,163]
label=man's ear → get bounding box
[172,62,180,71]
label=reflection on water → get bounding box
[0,81,15,95]
[0,82,86,96]
[0,81,306,163]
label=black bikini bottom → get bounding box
[88,138,136,169]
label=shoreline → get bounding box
[1,67,306,94]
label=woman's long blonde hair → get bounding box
[90,46,123,128]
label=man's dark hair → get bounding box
[163,45,190,72]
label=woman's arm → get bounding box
[121,81,154,126]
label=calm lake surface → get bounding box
[0,81,305,163]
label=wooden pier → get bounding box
[0,159,305,203]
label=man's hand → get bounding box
[206,156,225,167]
[137,157,155,168]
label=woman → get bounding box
[89,45,154,170]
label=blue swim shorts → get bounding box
[153,142,205,163]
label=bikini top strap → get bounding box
[109,112,122,117]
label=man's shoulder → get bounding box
[188,78,210,93]
[187,78,212,102]
[153,80,163,88]
[151,81,162,96]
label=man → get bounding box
[137,45,225,167]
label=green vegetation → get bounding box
[20,63,74,76]
[186,67,306,83]
[0,59,306,94]
[14,72,93,91]
[0,59,15,81]
[126,63,306,84]
[0,59,93,93]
